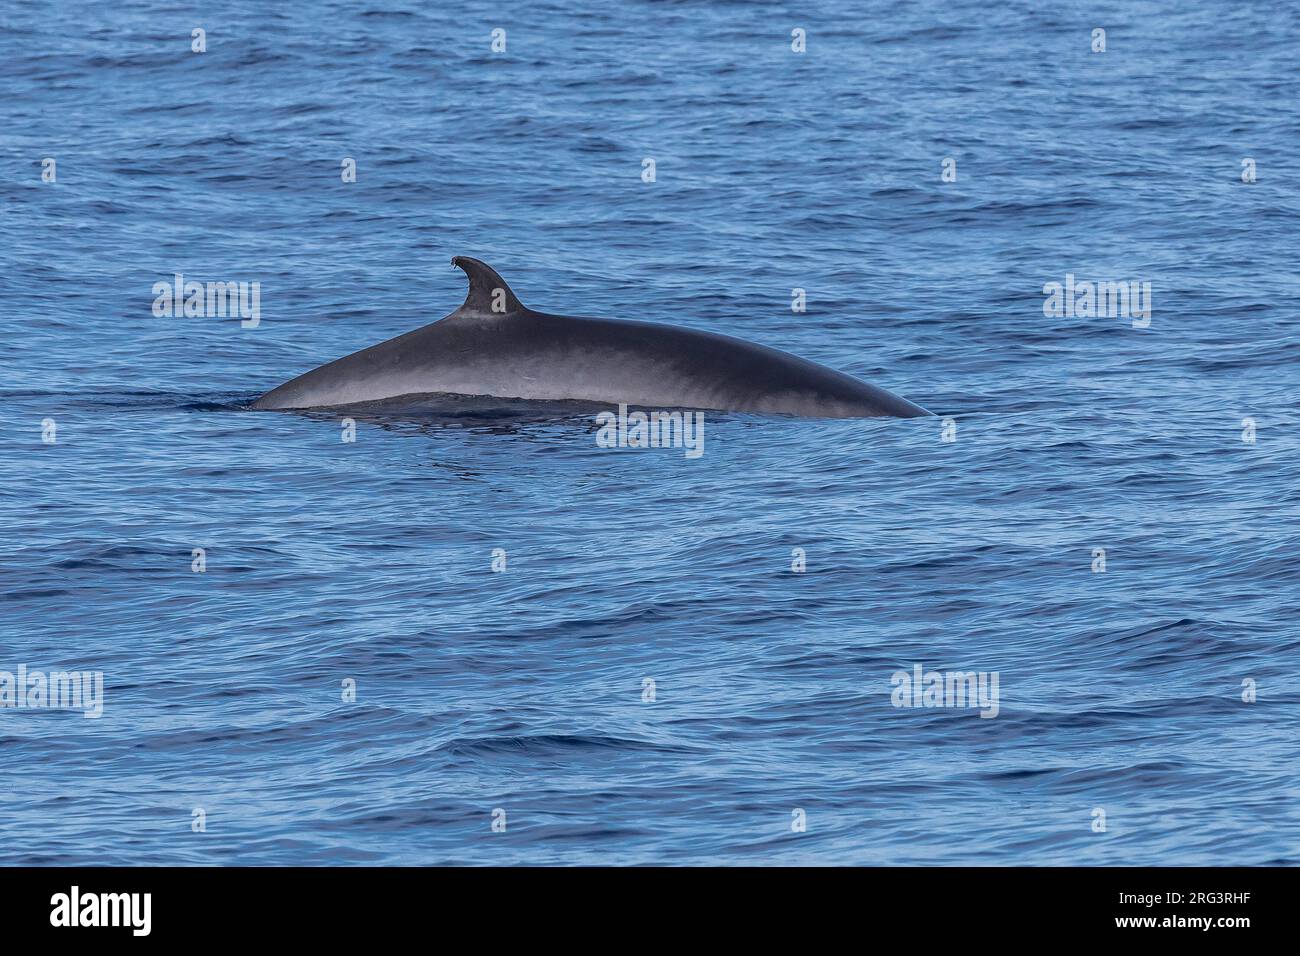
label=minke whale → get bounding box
[251,257,930,418]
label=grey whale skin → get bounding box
[252,257,931,418]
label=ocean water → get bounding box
[3,0,1299,866]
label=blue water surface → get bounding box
[2,0,1299,865]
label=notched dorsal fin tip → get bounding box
[451,256,524,315]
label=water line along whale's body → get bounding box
[251,257,930,418]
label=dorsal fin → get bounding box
[451,256,525,315]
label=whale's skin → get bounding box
[251,257,931,419]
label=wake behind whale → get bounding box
[252,257,930,419]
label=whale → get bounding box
[251,257,931,418]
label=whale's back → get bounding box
[252,257,930,418]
